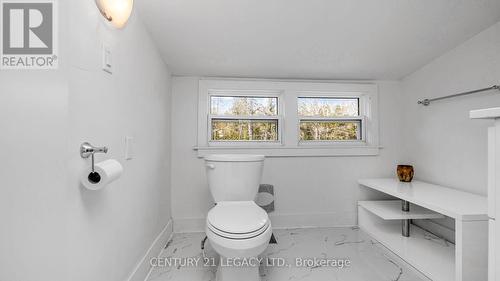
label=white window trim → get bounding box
[206,90,283,146]
[296,91,372,146]
[196,79,380,157]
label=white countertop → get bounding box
[358,178,487,221]
[470,107,500,119]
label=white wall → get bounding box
[170,22,500,233]
[401,21,500,195]
[0,2,172,281]
[66,2,172,281]
[0,2,70,280]
[400,20,500,236]
[171,77,403,232]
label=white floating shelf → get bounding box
[358,178,487,221]
[359,200,445,220]
[359,206,455,281]
[358,178,488,281]
[470,107,500,119]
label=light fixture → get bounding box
[95,0,134,29]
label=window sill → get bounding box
[193,145,382,158]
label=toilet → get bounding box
[204,154,272,281]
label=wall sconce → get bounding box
[95,0,134,29]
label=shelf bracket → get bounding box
[402,200,410,237]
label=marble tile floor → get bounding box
[147,227,431,281]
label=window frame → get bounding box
[205,90,284,147]
[296,93,368,145]
[197,79,379,156]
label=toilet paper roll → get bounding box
[81,159,123,190]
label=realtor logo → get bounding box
[1,0,58,69]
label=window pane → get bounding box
[212,119,278,141]
[298,97,358,117]
[300,121,360,141]
[210,96,278,116]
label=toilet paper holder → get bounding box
[80,142,108,172]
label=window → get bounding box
[298,97,363,142]
[197,80,379,156]
[209,95,281,142]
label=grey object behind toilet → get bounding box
[256,184,275,213]
[256,184,277,244]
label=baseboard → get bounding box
[173,212,355,233]
[126,219,173,281]
[413,219,455,244]
[174,217,205,233]
[269,212,356,229]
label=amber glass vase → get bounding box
[397,165,414,182]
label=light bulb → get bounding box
[95,0,134,29]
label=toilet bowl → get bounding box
[206,201,272,281]
[204,155,271,281]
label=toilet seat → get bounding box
[207,201,269,240]
[208,221,270,240]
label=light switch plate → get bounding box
[125,137,133,160]
[102,44,112,74]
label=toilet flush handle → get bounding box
[206,164,216,169]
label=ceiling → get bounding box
[137,0,500,80]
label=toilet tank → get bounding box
[204,154,265,202]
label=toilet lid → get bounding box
[207,201,269,234]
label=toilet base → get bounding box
[216,257,261,281]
